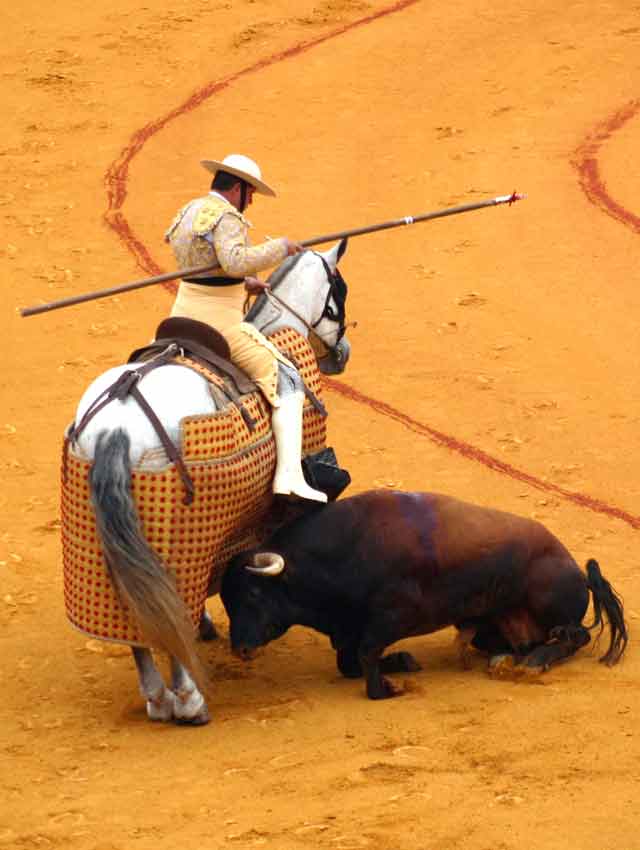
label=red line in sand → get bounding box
[102,4,640,530]
[104,0,420,275]
[324,379,640,529]
[572,99,640,234]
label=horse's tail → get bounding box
[89,428,205,687]
[585,559,628,666]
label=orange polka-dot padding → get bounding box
[61,328,327,645]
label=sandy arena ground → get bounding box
[2,1,640,847]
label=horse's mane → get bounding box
[243,252,305,324]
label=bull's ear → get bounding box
[245,552,285,576]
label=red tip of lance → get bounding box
[493,191,526,207]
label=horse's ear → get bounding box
[322,239,348,270]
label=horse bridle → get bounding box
[263,252,352,363]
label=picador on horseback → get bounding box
[61,153,353,725]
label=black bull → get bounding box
[221,490,628,699]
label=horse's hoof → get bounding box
[198,614,218,642]
[173,689,210,725]
[174,706,211,726]
[146,690,176,722]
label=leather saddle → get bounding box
[128,317,256,397]
[155,316,231,360]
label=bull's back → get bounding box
[361,491,580,629]
[272,489,577,599]
[427,493,571,569]
[306,490,574,580]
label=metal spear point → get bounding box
[20,192,525,318]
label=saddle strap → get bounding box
[128,384,195,506]
[66,345,196,505]
[129,338,258,430]
[302,382,328,418]
[129,337,256,396]
[282,351,328,418]
[173,355,257,432]
[70,346,178,443]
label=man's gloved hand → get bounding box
[284,239,304,256]
[244,276,270,295]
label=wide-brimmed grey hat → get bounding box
[200,153,276,196]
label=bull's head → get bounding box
[220,552,290,661]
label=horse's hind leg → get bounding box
[198,609,218,641]
[132,647,175,722]
[170,658,210,726]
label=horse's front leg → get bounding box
[132,647,175,722]
[170,657,210,726]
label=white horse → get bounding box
[69,240,351,725]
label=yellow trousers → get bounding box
[170,281,293,406]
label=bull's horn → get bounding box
[245,552,285,576]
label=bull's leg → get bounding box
[132,647,175,722]
[469,622,513,657]
[519,625,591,672]
[337,643,419,680]
[379,652,421,673]
[358,642,402,700]
[487,607,546,675]
[198,609,218,642]
[515,558,591,671]
[336,645,362,678]
[454,626,478,670]
[170,658,210,726]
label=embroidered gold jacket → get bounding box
[165,193,287,278]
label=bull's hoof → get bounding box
[488,653,516,677]
[488,654,544,681]
[380,652,421,673]
[367,675,403,700]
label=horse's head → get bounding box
[305,239,351,375]
[246,239,352,375]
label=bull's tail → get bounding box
[585,559,628,666]
[89,428,205,687]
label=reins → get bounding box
[244,252,352,361]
